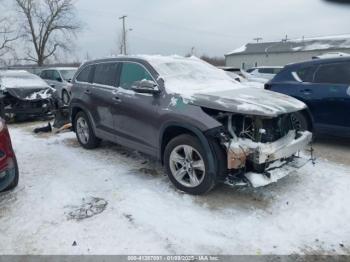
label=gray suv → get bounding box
[70,56,312,195]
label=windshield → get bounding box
[146,56,241,95]
[59,69,77,81]
[0,72,48,89]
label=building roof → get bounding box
[226,35,350,56]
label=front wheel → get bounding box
[164,134,224,195]
[74,111,101,149]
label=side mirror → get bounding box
[56,77,63,82]
[131,80,160,94]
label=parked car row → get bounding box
[1,55,349,195]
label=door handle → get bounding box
[84,89,91,95]
[113,96,122,103]
[50,84,55,88]
[301,89,312,95]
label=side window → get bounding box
[314,63,350,85]
[52,70,61,81]
[40,71,47,79]
[76,65,92,83]
[119,63,153,89]
[259,68,274,74]
[296,66,315,82]
[93,63,119,86]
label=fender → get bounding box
[159,121,216,174]
[70,102,97,134]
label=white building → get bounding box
[225,36,350,69]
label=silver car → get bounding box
[40,67,77,104]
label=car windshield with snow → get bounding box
[0,70,54,121]
[70,56,313,194]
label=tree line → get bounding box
[0,0,225,67]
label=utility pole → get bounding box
[119,15,127,55]
[253,37,263,43]
[282,34,289,42]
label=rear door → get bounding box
[90,62,120,139]
[307,62,350,129]
[113,61,160,156]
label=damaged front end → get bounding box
[205,109,313,188]
[0,88,54,121]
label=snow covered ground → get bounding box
[0,122,350,255]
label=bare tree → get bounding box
[0,0,20,62]
[15,0,80,65]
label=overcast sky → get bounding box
[5,0,350,61]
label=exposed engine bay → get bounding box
[205,109,313,187]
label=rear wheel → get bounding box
[164,134,225,195]
[74,111,101,149]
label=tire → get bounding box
[74,111,101,149]
[291,112,310,132]
[164,134,226,195]
[62,90,70,105]
[2,157,19,192]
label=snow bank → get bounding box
[0,125,349,255]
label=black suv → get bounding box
[70,56,312,194]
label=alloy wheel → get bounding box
[76,117,90,144]
[169,145,206,188]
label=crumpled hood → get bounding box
[186,88,306,117]
[5,87,53,101]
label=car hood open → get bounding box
[187,88,306,117]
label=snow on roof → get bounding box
[226,35,350,56]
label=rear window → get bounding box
[314,62,350,85]
[258,68,273,74]
[76,65,92,83]
[93,63,119,87]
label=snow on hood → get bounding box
[0,70,53,100]
[141,56,305,116]
[0,70,49,89]
[188,88,307,117]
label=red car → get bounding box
[0,117,18,192]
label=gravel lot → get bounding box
[0,121,349,255]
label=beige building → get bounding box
[225,37,350,69]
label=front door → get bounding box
[113,62,160,156]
